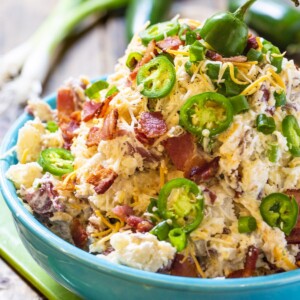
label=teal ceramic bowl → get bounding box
[1,91,300,300]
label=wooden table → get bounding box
[2,0,275,298]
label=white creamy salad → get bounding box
[6,16,300,278]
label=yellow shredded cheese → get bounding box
[273,246,297,270]
[256,37,263,51]
[268,68,286,90]
[241,74,271,96]
[225,62,249,85]
[166,49,189,56]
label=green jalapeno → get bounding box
[262,40,283,73]
[256,114,276,135]
[238,216,257,233]
[126,52,143,70]
[246,48,263,62]
[150,220,170,241]
[139,20,180,45]
[168,228,187,252]
[200,0,256,57]
[38,148,74,176]
[85,80,109,99]
[137,56,176,98]
[157,178,204,233]
[46,121,59,133]
[189,41,205,62]
[180,92,234,137]
[260,193,299,235]
[282,115,300,156]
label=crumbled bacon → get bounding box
[57,87,77,118]
[169,254,198,278]
[86,109,119,147]
[187,157,220,184]
[60,117,80,150]
[206,50,223,61]
[138,112,167,139]
[164,133,197,171]
[221,56,247,63]
[86,165,118,194]
[112,205,134,222]
[126,216,153,233]
[129,40,157,81]
[227,246,259,278]
[203,188,217,204]
[156,36,183,51]
[82,101,104,122]
[134,128,154,145]
[99,93,118,118]
[70,218,88,249]
[246,35,259,52]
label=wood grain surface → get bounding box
[0,0,223,299]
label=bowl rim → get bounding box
[1,89,300,293]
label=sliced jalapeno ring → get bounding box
[157,178,204,233]
[179,92,234,137]
[137,56,176,98]
[139,20,180,45]
[260,193,299,235]
[168,228,187,252]
[126,52,143,70]
[38,148,74,176]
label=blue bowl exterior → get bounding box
[1,92,300,299]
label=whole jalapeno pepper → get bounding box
[157,178,204,234]
[282,115,300,157]
[179,92,234,137]
[228,0,300,51]
[137,56,176,98]
[139,19,180,46]
[200,0,256,57]
[260,193,299,235]
[38,148,74,176]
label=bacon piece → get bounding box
[246,35,259,52]
[112,205,134,222]
[206,50,223,61]
[170,254,198,278]
[227,246,259,278]
[134,128,154,145]
[57,87,76,118]
[86,109,119,147]
[156,36,183,51]
[100,108,119,140]
[60,118,80,150]
[186,157,220,184]
[129,40,157,81]
[99,93,118,118]
[164,133,196,171]
[203,188,217,204]
[138,112,167,139]
[222,56,247,63]
[82,101,104,122]
[126,216,153,233]
[285,190,300,244]
[86,165,118,194]
[70,218,88,249]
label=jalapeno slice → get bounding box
[139,20,180,45]
[38,148,74,176]
[157,178,204,233]
[282,115,300,157]
[179,92,234,137]
[260,193,299,235]
[137,56,176,98]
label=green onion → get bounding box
[46,121,59,133]
[105,86,119,98]
[178,24,190,41]
[247,48,263,62]
[168,228,187,251]
[85,80,109,99]
[150,220,170,241]
[184,61,198,76]
[185,30,197,45]
[125,52,143,70]
[268,143,279,163]
[206,63,220,80]
[274,90,287,107]
[262,40,283,73]
[229,95,250,114]
[0,0,129,114]
[238,216,257,233]
[256,114,276,134]
[189,41,205,62]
